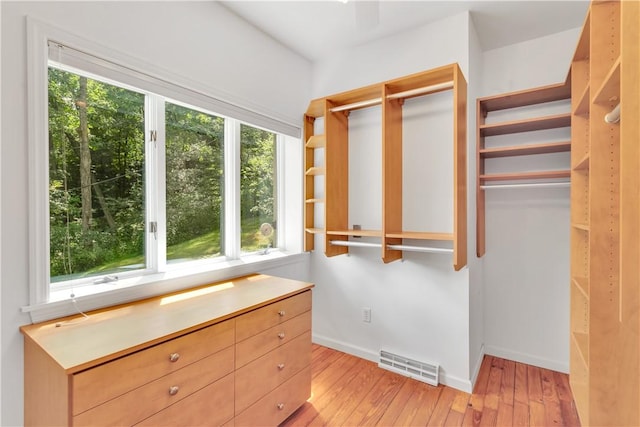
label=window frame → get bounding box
[25,17,305,322]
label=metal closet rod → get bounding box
[481,181,570,190]
[329,240,381,248]
[328,81,454,113]
[387,244,454,254]
[329,240,454,254]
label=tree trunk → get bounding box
[78,76,92,232]
[92,176,116,231]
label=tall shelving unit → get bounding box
[569,1,640,425]
[303,64,467,270]
[476,83,572,256]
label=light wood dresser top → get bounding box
[21,274,313,374]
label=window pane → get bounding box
[240,124,277,253]
[165,103,224,263]
[48,67,146,283]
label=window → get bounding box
[28,28,302,313]
[165,102,225,263]
[240,124,277,253]
[48,68,146,283]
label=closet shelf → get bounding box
[572,222,590,232]
[479,82,571,112]
[572,331,590,368]
[572,276,590,299]
[479,141,571,158]
[573,85,591,116]
[385,231,454,240]
[305,167,325,176]
[327,229,381,237]
[479,170,570,182]
[480,113,571,137]
[305,228,324,234]
[592,56,621,105]
[573,153,590,171]
[306,99,325,118]
[305,135,326,148]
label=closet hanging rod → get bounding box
[387,244,454,254]
[328,81,455,113]
[605,103,620,124]
[386,81,454,100]
[480,181,570,190]
[329,98,382,113]
[329,240,382,248]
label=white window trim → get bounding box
[24,17,306,323]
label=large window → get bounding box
[45,54,286,289]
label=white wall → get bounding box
[309,12,477,391]
[480,28,581,372]
[0,2,311,425]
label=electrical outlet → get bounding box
[362,307,371,323]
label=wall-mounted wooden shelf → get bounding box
[480,170,570,182]
[476,81,572,257]
[573,85,591,116]
[479,141,571,158]
[573,153,590,171]
[304,64,467,270]
[305,135,326,148]
[592,57,620,105]
[479,113,571,137]
[571,222,590,232]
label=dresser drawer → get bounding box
[235,331,311,414]
[134,373,234,427]
[73,345,233,426]
[73,319,234,415]
[236,310,311,368]
[235,291,311,341]
[235,366,311,427]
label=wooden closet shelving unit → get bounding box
[476,82,572,256]
[304,64,467,270]
[569,0,640,425]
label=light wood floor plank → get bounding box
[282,347,581,427]
[374,375,418,426]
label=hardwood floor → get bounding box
[282,345,581,426]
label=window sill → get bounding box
[22,251,309,323]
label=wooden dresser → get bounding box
[21,274,313,427]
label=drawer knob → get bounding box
[277,403,285,410]
[277,363,285,370]
[277,332,285,339]
[169,386,180,396]
[278,310,286,317]
[169,353,180,362]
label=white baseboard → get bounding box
[312,333,473,393]
[312,333,379,363]
[485,345,569,373]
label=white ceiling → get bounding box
[221,1,589,62]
